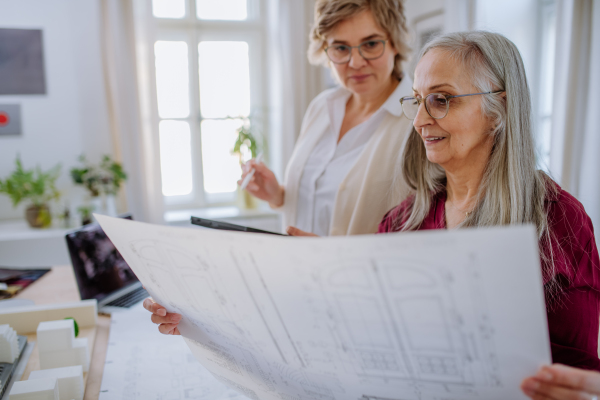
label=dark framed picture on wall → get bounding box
[0,28,47,95]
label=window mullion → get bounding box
[188,0,196,21]
[189,25,206,207]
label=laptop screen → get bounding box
[65,215,139,302]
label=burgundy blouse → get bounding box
[378,185,600,371]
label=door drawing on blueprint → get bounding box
[318,254,501,389]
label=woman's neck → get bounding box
[445,162,486,210]
[443,136,493,210]
[347,77,399,116]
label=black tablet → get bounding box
[191,217,286,236]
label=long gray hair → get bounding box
[399,31,559,295]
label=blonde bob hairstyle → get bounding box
[308,0,410,81]
[399,31,560,296]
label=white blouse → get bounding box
[295,82,405,236]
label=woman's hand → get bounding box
[239,159,284,207]
[143,297,182,335]
[286,226,319,237]
[521,364,600,399]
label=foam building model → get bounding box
[8,366,84,400]
[8,378,58,400]
[29,365,84,400]
[36,320,89,372]
[0,324,19,363]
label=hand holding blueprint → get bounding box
[96,215,551,400]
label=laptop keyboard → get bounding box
[105,286,149,308]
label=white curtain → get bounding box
[265,0,326,179]
[549,0,600,242]
[100,0,165,223]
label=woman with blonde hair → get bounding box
[378,30,600,372]
[239,0,413,236]
[145,0,416,333]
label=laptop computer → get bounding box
[65,214,148,314]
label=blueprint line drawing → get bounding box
[248,253,307,368]
[96,215,551,400]
[231,251,288,365]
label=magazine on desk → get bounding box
[96,214,550,400]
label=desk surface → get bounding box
[14,265,111,400]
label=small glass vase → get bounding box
[237,187,257,210]
[90,193,118,217]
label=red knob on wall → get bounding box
[0,112,9,126]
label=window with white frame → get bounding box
[151,0,265,210]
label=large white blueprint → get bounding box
[96,215,551,400]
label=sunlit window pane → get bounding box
[152,0,186,19]
[196,0,247,20]
[155,41,190,119]
[201,119,243,194]
[159,121,193,196]
[198,41,250,119]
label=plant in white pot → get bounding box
[70,155,127,221]
[0,157,61,228]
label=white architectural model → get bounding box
[36,320,89,372]
[0,324,19,363]
[8,377,58,400]
[29,365,84,400]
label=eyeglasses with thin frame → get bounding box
[324,40,387,64]
[399,91,505,120]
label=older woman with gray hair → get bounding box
[239,0,413,236]
[378,30,600,379]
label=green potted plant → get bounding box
[70,155,127,220]
[0,156,61,228]
[232,118,262,209]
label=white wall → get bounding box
[405,0,445,23]
[0,0,112,221]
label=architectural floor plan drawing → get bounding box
[96,215,551,400]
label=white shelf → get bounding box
[0,220,72,242]
[165,205,282,233]
[164,205,278,223]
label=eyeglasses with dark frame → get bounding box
[399,91,505,120]
[324,40,387,64]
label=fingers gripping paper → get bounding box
[95,215,550,400]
